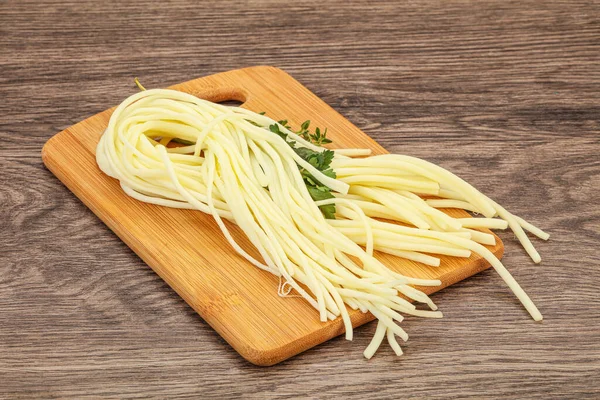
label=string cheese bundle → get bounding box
[97,88,548,359]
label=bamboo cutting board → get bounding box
[42,66,503,366]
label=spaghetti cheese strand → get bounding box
[97,87,547,359]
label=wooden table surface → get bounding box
[1,0,599,398]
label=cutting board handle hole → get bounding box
[192,87,248,107]
[219,99,245,107]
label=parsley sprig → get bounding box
[269,120,337,219]
[276,119,332,146]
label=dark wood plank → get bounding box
[1,0,599,398]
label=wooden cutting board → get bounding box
[42,66,503,366]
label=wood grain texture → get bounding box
[1,0,599,398]
[41,66,503,366]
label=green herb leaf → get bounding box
[307,186,336,219]
[321,168,336,179]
